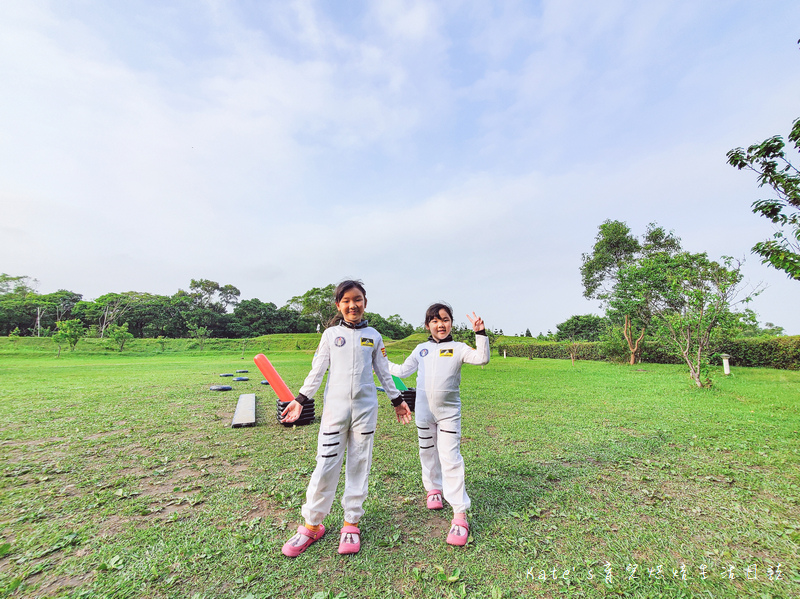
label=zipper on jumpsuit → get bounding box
[350,327,357,410]
[429,342,439,419]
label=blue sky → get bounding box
[2,0,799,334]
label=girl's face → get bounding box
[336,287,367,324]
[426,308,452,341]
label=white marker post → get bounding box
[720,353,731,376]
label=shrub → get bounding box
[714,336,800,370]
[495,335,800,370]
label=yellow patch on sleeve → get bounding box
[439,348,454,357]
[361,337,374,347]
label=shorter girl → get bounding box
[388,303,489,546]
[280,280,411,557]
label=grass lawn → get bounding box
[0,347,798,598]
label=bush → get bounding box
[714,336,800,370]
[495,335,800,370]
[495,341,604,361]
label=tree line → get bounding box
[0,277,415,342]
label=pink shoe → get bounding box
[426,489,443,510]
[446,518,469,546]
[338,524,361,555]
[282,524,326,557]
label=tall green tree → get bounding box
[555,314,608,342]
[364,312,414,340]
[612,252,751,387]
[288,284,338,330]
[581,220,682,364]
[727,116,800,281]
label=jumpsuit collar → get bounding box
[428,334,453,343]
[339,319,369,330]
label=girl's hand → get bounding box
[394,401,412,424]
[280,400,303,423]
[466,312,485,332]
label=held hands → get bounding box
[280,400,303,423]
[466,312,485,333]
[394,401,412,425]
[283,398,411,424]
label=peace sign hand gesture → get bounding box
[466,312,485,333]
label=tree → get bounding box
[581,220,682,364]
[555,314,608,342]
[52,319,86,356]
[0,274,39,336]
[74,292,144,338]
[0,273,37,297]
[727,116,800,281]
[189,279,221,307]
[187,323,209,350]
[288,285,338,330]
[580,220,642,299]
[734,310,785,338]
[612,252,752,387]
[524,328,532,337]
[218,284,241,309]
[106,323,134,352]
[364,312,414,340]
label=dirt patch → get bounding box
[84,430,125,441]
[96,514,128,537]
[32,572,95,598]
[1,437,68,448]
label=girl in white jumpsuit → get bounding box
[280,280,411,557]
[389,303,489,546]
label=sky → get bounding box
[2,0,799,335]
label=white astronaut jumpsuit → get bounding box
[389,332,490,514]
[298,321,400,526]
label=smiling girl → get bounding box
[388,303,489,546]
[280,280,411,557]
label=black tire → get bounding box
[260,380,270,385]
[233,377,249,381]
[279,415,315,427]
[236,370,249,373]
[209,385,233,391]
[220,373,234,377]
[401,388,416,412]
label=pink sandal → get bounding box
[282,524,326,557]
[426,489,444,510]
[338,524,361,555]
[446,518,469,546]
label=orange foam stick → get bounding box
[253,354,296,403]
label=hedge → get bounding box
[495,335,800,370]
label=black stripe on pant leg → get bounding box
[440,429,458,434]
[419,445,434,450]
[320,453,339,458]
[322,442,339,447]
[418,436,433,440]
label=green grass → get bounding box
[0,334,325,356]
[0,348,799,598]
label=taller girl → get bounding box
[280,280,411,557]
[388,303,489,546]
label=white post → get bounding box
[720,353,731,376]
[503,350,507,358]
